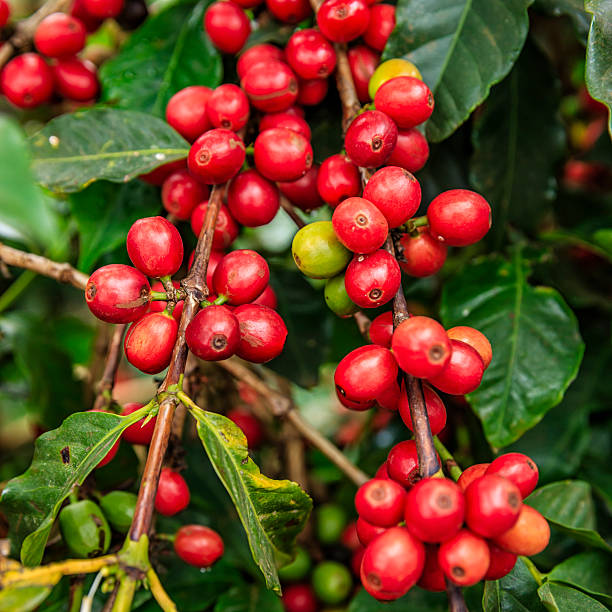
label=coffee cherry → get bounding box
[485,543,517,581]
[457,463,490,492]
[360,527,425,600]
[375,461,391,480]
[83,0,124,17]
[89,408,121,467]
[53,57,99,101]
[368,58,422,100]
[227,408,264,447]
[1,53,53,108]
[124,311,178,374]
[254,128,313,182]
[345,110,398,168]
[344,249,401,308]
[388,127,430,172]
[355,478,405,526]
[428,339,484,395]
[418,545,446,592]
[398,228,447,277]
[86,264,150,323]
[71,0,103,32]
[437,530,490,587]
[227,169,280,227]
[266,0,312,23]
[332,197,389,254]
[398,382,446,435]
[363,166,422,228]
[127,216,184,278]
[186,305,239,361]
[317,0,370,42]
[317,154,361,207]
[191,201,239,248]
[166,86,212,142]
[121,402,157,445]
[312,561,352,605]
[341,522,361,551]
[282,584,317,612]
[115,0,149,30]
[252,284,278,309]
[356,517,387,546]
[386,439,419,488]
[260,112,311,140]
[369,311,393,348]
[206,84,250,131]
[242,61,298,112]
[292,221,351,278]
[233,0,263,8]
[335,345,398,402]
[286,29,337,79]
[234,304,287,362]
[155,468,190,516]
[204,1,250,55]
[336,390,375,411]
[0,0,10,28]
[325,273,359,317]
[297,77,328,105]
[492,505,550,556]
[279,165,325,211]
[279,546,312,581]
[363,4,395,51]
[213,250,270,304]
[447,326,492,369]
[162,170,209,220]
[376,379,401,411]
[427,189,492,246]
[236,43,285,80]
[486,453,539,498]
[35,13,86,58]
[405,478,464,543]
[189,129,246,184]
[174,525,224,568]
[375,76,434,128]
[348,45,380,102]
[391,316,452,378]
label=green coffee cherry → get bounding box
[324,275,359,317]
[59,499,111,558]
[279,546,312,581]
[311,561,352,605]
[316,503,348,545]
[368,58,422,100]
[292,222,351,279]
[100,491,137,534]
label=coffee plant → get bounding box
[0,0,610,610]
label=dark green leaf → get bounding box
[0,585,56,612]
[440,251,584,448]
[348,585,447,612]
[29,109,189,194]
[214,584,284,612]
[483,557,545,612]
[535,0,591,43]
[99,0,222,116]
[538,582,609,611]
[191,407,312,594]
[384,0,533,141]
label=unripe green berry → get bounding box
[368,58,422,100]
[312,561,352,604]
[279,546,312,581]
[316,503,348,544]
[292,221,351,279]
[325,274,359,317]
[59,500,111,558]
[100,491,138,534]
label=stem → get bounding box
[520,556,544,586]
[68,576,85,612]
[111,575,137,612]
[147,568,178,612]
[446,579,469,612]
[406,215,429,231]
[92,324,126,412]
[279,195,306,229]
[434,437,463,482]
[0,269,36,313]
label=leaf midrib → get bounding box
[32,148,189,165]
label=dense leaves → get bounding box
[537,582,609,611]
[214,584,284,612]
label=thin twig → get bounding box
[92,324,127,412]
[446,579,469,612]
[280,195,306,229]
[146,568,178,612]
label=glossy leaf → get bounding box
[483,557,545,612]
[191,406,312,593]
[440,251,584,448]
[29,109,189,194]
[348,586,447,612]
[0,558,60,612]
[535,0,591,43]
[384,0,533,141]
[99,0,222,116]
[214,584,284,612]
[538,582,609,612]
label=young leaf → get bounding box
[190,407,312,594]
[384,0,533,141]
[538,582,609,611]
[29,109,189,194]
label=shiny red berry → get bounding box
[348,45,379,102]
[418,545,446,592]
[165,86,212,142]
[227,169,280,227]
[279,165,325,211]
[71,0,103,32]
[375,461,391,480]
[286,29,336,79]
[486,453,539,498]
[355,478,405,526]
[0,0,10,28]
[227,408,264,447]
[174,525,224,568]
[296,77,328,105]
[282,584,317,612]
[1,53,53,108]
[317,154,361,207]
[492,505,550,556]
[447,326,492,369]
[427,339,484,395]
[124,311,178,374]
[260,111,311,140]
[53,57,99,101]
[241,61,298,112]
[438,529,490,587]
[254,128,313,182]
[162,170,209,220]
[457,463,489,492]
[191,201,239,248]
[386,439,419,488]
[252,284,278,309]
[155,468,190,516]
[145,162,189,190]
[485,543,517,581]
[375,76,434,128]
[369,311,393,348]
[121,402,157,445]
[236,43,285,80]
[35,13,86,58]
[317,0,370,43]
[266,0,312,23]
[345,110,398,168]
[89,408,120,467]
[234,304,288,363]
[344,250,401,308]
[83,0,124,18]
[188,128,245,184]
[387,127,430,173]
[206,84,250,131]
[204,1,250,55]
[332,197,389,254]
[363,4,395,51]
[185,305,239,361]
[376,378,400,411]
[356,517,387,546]
[213,249,270,304]
[398,228,447,277]
[398,381,446,435]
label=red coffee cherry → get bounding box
[204,1,250,55]
[405,478,464,543]
[213,249,270,304]
[345,110,398,168]
[344,250,401,308]
[0,0,10,28]
[86,264,150,324]
[360,527,425,600]
[391,316,452,378]
[376,378,400,411]
[121,402,157,445]
[233,0,263,9]
[241,61,298,112]
[375,461,390,480]
[162,170,209,220]
[457,463,490,492]
[348,45,379,102]
[155,468,190,516]
[398,228,447,278]
[492,505,550,556]
[356,517,387,546]
[254,128,313,182]
[227,408,264,447]
[332,197,389,254]
[386,439,419,488]
[186,305,240,361]
[165,86,212,142]
[124,311,178,374]
[427,189,492,246]
[89,408,121,467]
[375,76,434,128]
[351,547,365,575]
[485,543,517,581]
[418,545,446,592]
[266,0,312,23]
[227,169,280,227]
[127,216,184,278]
[363,4,395,51]
[53,57,99,101]
[188,129,246,184]
[141,160,188,187]
[282,584,317,612]
[234,304,288,363]
[296,77,328,105]
[336,389,375,411]
[71,0,103,32]
[35,13,86,58]
[363,166,422,228]
[438,530,490,587]
[427,339,485,395]
[252,284,278,309]
[286,29,336,79]
[260,111,311,140]
[191,201,239,248]
[206,84,250,131]
[369,311,393,348]
[447,326,492,369]
[174,525,224,568]
[83,0,124,18]
[1,53,53,108]
[279,165,325,211]
[355,478,406,526]
[237,43,285,80]
[317,154,361,207]
[387,128,430,173]
[317,0,370,43]
[398,381,447,436]
[486,453,539,499]
[334,345,398,402]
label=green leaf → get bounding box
[440,251,584,448]
[526,480,612,552]
[0,585,57,612]
[585,1,612,136]
[534,0,591,43]
[538,582,609,612]
[214,584,284,612]
[70,181,161,272]
[99,0,222,116]
[384,0,533,141]
[190,407,312,594]
[470,44,565,244]
[348,585,448,612]
[29,109,189,194]
[0,407,148,566]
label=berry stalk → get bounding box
[92,323,127,412]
